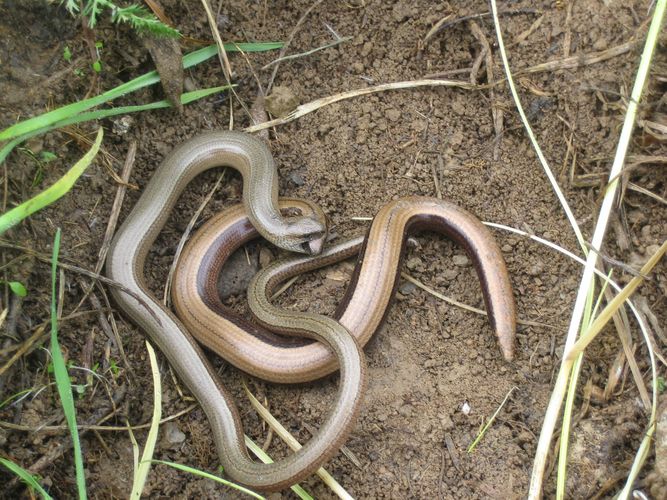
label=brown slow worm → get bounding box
[172,196,516,385]
[106,131,365,491]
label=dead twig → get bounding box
[401,272,557,330]
[424,8,539,44]
[200,0,253,128]
[78,279,131,373]
[0,403,197,433]
[627,182,667,205]
[601,271,651,409]
[0,284,30,394]
[262,36,351,70]
[25,387,126,475]
[75,141,136,313]
[469,21,503,160]
[0,310,110,358]
[163,171,225,307]
[0,324,47,378]
[200,0,233,82]
[0,241,161,325]
[514,39,640,77]
[266,0,324,94]
[563,2,574,57]
[245,79,477,133]
[512,14,544,47]
[2,386,127,495]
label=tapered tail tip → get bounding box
[497,325,516,362]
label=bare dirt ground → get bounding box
[1,1,666,498]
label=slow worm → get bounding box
[173,196,516,385]
[106,131,365,491]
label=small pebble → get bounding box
[406,256,423,271]
[439,413,454,430]
[289,171,305,186]
[25,137,44,154]
[527,261,545,276]
[398,281,416,295]
[112,115,134,135]
[265,86,299,117]
[424,358,440,369]
[627,209,646,224]
[385,109,401,122]
[452,255,469,267]
[443,269,458,280]
[398,404,414,417]
[183,76,196,92]
[160,422,186,448]
[419,420,432,434]
[406,237,420,248]
[517,430,533,445]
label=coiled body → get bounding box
[106,131,363,491]
[173,196,516,384]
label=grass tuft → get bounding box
[523,0,667,494]
[109,4,180,37]
[70,0,180,37]
[0,85,230,167]
[0,42,281,143]
[125,342,262,498]
[487,0,666,496]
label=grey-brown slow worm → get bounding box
[172,196,516,385]
[106,131,365,491]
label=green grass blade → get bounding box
[0,85,230,166]
[130,341,162,499]
[6,280,28,296]
[62,84,232,121]
[225,42,284,52]
[127,423,140,475]
[0,74,159,142]
[527,0,666,494]
[181,42,283,69]
[49,228,87,500]
[0,457,54,500]
[467,386,517,453]
[151,460,265,499]
[556,283,594,500]
[0,128,103,235]
[0,136,29,169]
[0,42,282,142]
[0,388,35,409]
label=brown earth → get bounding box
[1,0,666,499]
